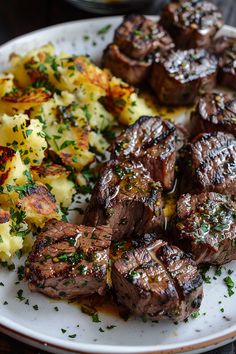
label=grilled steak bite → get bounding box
[102,15,174,85]
[110,116,176,190]
[112,239,203,321]
[181,132,236,195]
[114,14,174,60]
[102,44,152,86]
[191,92,236,136]
[174,192,236,265]
[150,49,217,106]
[26,220,112,299]
[161,0,223,49]
[212,36,236,91]
[83,160,164,240]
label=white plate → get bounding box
[0,16,236,354]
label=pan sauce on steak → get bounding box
[150,48,217,106]
[190,92,236,136]
[112,238,203,321]
[114,14,174,60]
[109,116,176,190]
[83,160,164,240]
[26,220,112,299]
[174,192,236,265]
[181,132,236,195]
[161,0,223,49]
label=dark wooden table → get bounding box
[0,0,236,353]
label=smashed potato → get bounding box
[18,183,60,227]
[0,113,47,166]
[31,163,76,208]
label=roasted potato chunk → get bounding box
[0,87,51,115]
[0,113,47,165]
[0,73,15,98]
[31,163,76,208]
[104,77,158,125]
[0,146,28,205]
[0,209,23,261]
[17,183,60,227]
[32,94,94,171]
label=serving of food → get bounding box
[0,1,236,353]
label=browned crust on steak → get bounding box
[174,192,236,265]
[83,160,164,240]
[102,44,151,86]
[190,92,236,136]
[212,36,236,91]
[114,14,174,60]
[26,220,112,299]
[112,239,203,321]
[181,132,236,195]
[150,49,217,106]
[161,1,223,49]
[110,116,177,190]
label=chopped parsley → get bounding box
[191,311,200,319]
[97,24,112,35]
[224,276,235,297]
[92,313,101,323]
[16,289,25,301]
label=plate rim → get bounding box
[0,16,236,354]
[1,316,236,354]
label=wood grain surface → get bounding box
[0,0,236,353]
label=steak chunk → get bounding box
[83,160,164,240]
[102,15,174,85]
[102,44,152,86]
[114,14,174,60]
[174,192,236,265]
[150,49,217,106]
[212,36,236,91]
[161,0,223,49]
[26,220,112,299]
[112,238,203,321]
[181,132,236,195]
[191,92,236,136]
[110,116,176,190]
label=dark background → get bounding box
[0,0,236,353]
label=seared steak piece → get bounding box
[102,44,152,86]
[161,0,223,49]
[150,49,217,106]
[181,132,236,195]
[109,116,176,190]
[102,15,174,85]
[174,192,236,265]
[212,36,236,91]
[112,238,203,321]
[191,92,236,136]
[26,220,112,299]
[114,14,174,60]
[83,160,164,240]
